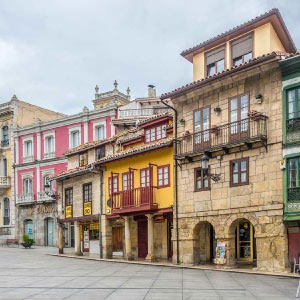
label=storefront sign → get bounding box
[89,222,99,230]
[214,242,227,265]
[65,205,72,218]
[37,205,57,214]
[83,202,92,216]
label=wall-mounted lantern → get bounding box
[255,94,263,104]
[214,107,222,116]
[201,154,221,183]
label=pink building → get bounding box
[14,84,130,246]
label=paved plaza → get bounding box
[0,247,298,299]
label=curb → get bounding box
[48,254,300,279]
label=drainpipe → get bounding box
[160,99,179,264]
[99,168,103,259]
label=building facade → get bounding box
[14,83,129,246]
[0,96,64,242]
[280,53,300,265]
[161,9,297,271]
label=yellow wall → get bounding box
[192,22,287,81]
[105,147,174,214]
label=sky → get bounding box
[0,0,299,115]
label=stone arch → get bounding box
[224,214,258,238]
[193,220,216,264]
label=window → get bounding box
[3,197,9,225]
[96,146,105,160]
[205,47,225,76]
[287,157,300,190]
[287,87,300,120]
[145,124,167,143]
[71,130,80,148]
[2,126,9,146]
[194,168,210,191]
[230,158,249,187]
[231,34,253,66]
[45,136,54,153]
[65,188,73,206]
[96,125,105,140]
[24,140,33,157]
[140,168,151,187]
[3,158,7,177]
[83,183,92,202]
[158,165,170,187]
[23,178,33,194]
[44,175,54,192]
[109,175,119,195]
[122,172,134,191]
[79,152,88,167]
[194,107,210,146]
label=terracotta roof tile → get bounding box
[51,165,91,180]
[137,112,173,126]
[161,52,286,100]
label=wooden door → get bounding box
[138,220,148,258]
[193,107,211,151]
[122,172,133,207]
[112,227,123,252]
[140,168,151,205]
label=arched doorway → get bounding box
[45,218,54,246]
[24,219,34,239]
[229,219,256,264]
[193,221,216,264]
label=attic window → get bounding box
[205,46,225,76]
[145,124,167,143]
[231,34,253,66]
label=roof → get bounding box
[161,51,285,100]
[181,8,297,62]
[137,112,173,126]
[96,137,173,164]
[52,165,92,180]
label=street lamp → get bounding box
[201,154,221,183]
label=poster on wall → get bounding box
[84,229,89,249]
[214,242,227,265]
[83,202,92,216]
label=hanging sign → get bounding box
[214,242,227,265]
[65,205,72,218]
[83,202,92,216]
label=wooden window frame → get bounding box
[230,158,249,187]
[157,164,170,188]
[144,123,168,143]
[140,167,151,187]
[109,175,119,195]
[193,106,211,133]
[122,171,134,191]
[79,152,88,167]
[65,187,73,207]
[83,183,92,203]
[228,93,250,123]
[194,167,211,191]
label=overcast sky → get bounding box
[0,0,299,115]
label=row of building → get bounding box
[1,8,300,272]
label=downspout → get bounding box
[99,168,103,258]
[160,99,179,264]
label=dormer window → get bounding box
[145,124,167,143]
[231,34,253,66]
[205,46,225,76]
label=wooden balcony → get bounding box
[111,186,158,214]
[176,116,267,159]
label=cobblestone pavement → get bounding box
[0,247,298,300]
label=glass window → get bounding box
[157,165,170,187]
[24,141,33,157]
[194,168,210,191]
[2,126,9,146]
[83,183,92,202]
[23,178,32,194]
[287,87,300,120]
[140,168,150,188]
[45,136,54,153]
[96,146,105,160]
[109,176,118,194]
[3,197,9,225]
[230,158,249,187]
[288,158,300,188]
[96,126,105,140]
[79,152,88,167]
[65,188,73,206]
[3,158,7,177]
[145,124,168,143]
[207,64,216,76]
[145,130,150,143]
[71,131,80,148]
[44,175,54,191]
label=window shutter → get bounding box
[231,34,253,59]
[205,47,225,65]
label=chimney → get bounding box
[148,85,156,98]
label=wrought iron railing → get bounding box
[112,186,157,211]
[16,193,34,205]
[0,176,11,188]
[1,140,9,147]
[287,187,300,202]
[118,107,172,118]
[287,117,300,133]
[176,116,267,157]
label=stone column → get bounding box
[75,222,83,256]
[58,223,64,254]
[146,214,155,262]
[124,216,132,260]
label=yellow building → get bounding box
[0,95,64,241]
[98,113,174,261]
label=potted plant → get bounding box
[21,234,35,249]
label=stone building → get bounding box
[161,9,297,271]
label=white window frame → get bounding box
[2,197,10,226]
[68,126,81,149]
[43,131,55,159]
[22,136,34,162]
[21,172,33,194]
[93,120,106,141]
[41,169,55,192]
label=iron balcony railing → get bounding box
[1,140,9,147]
[287,187,300,202]
[112,186,157,213]
[118,107,172,118]
[176,116,267,157]
[16,193,34,205]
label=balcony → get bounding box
[23,156,34,163]
[0,176,11,188]
[118,108,172,119]
[44,152,55,159]
[112,186,158,214]
[1,139,9,147]
[37,191,56,203]
[16,193,34,205]
[176,116,267,158]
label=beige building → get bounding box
[161,9,297,272]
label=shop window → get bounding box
[230,158,249,187]
[158,165,170,188]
